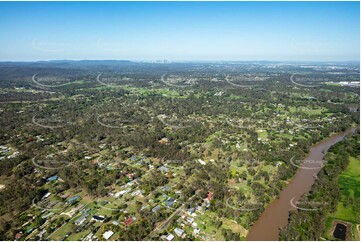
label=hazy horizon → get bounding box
[0,59,360,64]
[0,1,359,62]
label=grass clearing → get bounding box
[325,156,360,240]
[331,156,360,223]
[221,217,248,238]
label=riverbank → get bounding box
[246,127,358,241]
[324,155,360,240]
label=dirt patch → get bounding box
[228,179,236,186]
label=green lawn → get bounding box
[331,156,360,223]
[325,156,360,240]
[195,212,225,240]
[257,130,268,140]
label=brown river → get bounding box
[246,127,358,241]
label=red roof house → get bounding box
[124,217,134,226]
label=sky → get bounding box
[0,1,359,62]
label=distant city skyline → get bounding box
[0,1,359,61]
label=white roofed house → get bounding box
[193,228,201,235]
[103,231,114,240]
[174,228,184,237]
[42,192,51,199]
[166,234,175,241]
[114,188,131,198]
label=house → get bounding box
[75,213,89,226]
[83,232,93,241]
[160,185,171,191]
[91,215,105,223]
[47,175,58,182]
[42,192,51,199]
[166,234,175,241]
[41,212,54,219]
[186,217,194,224]
[135,160,145,165]
[124,217,134,226]
[67,195,81,204]
[198,159,206,165]
[47,201,58,209]
[206,192,213,201]
[114,188,131,198]
[15,233,23,240]
[166,197,175,207]
[131,190,143,197]
[159,165,169,173]
[81,208,91,214]
[37,229,46,238]
[112,221,120,226]
[68,204,85,217]
[174,228,184,237]
[214,91,224,96]
[187,208,195,214]
[103,231,114,240]
[21,220,30,227]
[152,205,161,213]
[60,193,69,199]
[141,204,150,211]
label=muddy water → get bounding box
[246,127,357,241]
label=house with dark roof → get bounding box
[91,215,105,223]
[166,197,175,207]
